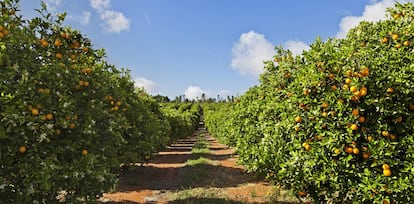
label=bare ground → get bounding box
[100,128,297,204]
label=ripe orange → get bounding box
[350,124,358,131]
[78,80,85,86]
[360,67,369,77]
[294,126,300,132]
[2,29,9,36]
[353,148,360,155]
[393,13,401,19]
[321,112,328,117]
[295,116,302,123]
[317,61,324,68]
[350,86,358,93]
[360,88,368,96]
[68,123,76,129]
[389,134,396,141]
[285,72,291,78]
[352,109,359,116]
[82,47,89,52]
[107,95,113,101]
[358,116,366,123]
[345,78,352,84]
[381,37,389,44]
[362,152,370,159]
[331,85,338,90]
[55,53,63,59]
[382,164,390,170]
[54,129,61,135]
[19,146,27,154]
[54,39,62,47]
[334,148,341,154]
[395,43,402,49]
[345,146,353,154]
[367,135,373,142]
[409,103,414,111]
[81,149,88,156]
[86,68,92,74]
[31,108,40,116]
[346,70,353,77]
[61,32,70,39]
[71,41,81,49]
[386,87,394,93]
[303,143,311,151]
[46,113,53,120]
[403,40,410,46]
[383,169,392,177]
[298,191,307,197]
[382,130,390,137]
[343,84,349,91]
[392,34,398,40]
[321,102,329,108]
[83,81,90,87]
[40,38,49,47]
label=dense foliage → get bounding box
[0,1,199,203]
[205,3,414,203]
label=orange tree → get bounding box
[0,0,193,202]
[118,87,171,165]
[161,102,201,141]
[0,1,128,202]
[204,2,414,203]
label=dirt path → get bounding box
[100,128,295,204]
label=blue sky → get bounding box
[19,0,411,100]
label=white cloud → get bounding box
[100,10,130,33]
[90,0,110,12]
[89,0,130,33]
[80,11,91,25]
[184,86,206,100]
[46,0,62,5]
[134,77,158,94]
[336,0,395,38]
[231,31,275,76]
[284,40,310,56]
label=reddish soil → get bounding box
[100,129,290,204]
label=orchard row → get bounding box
[205,2,414,204]
[0,1,200,203]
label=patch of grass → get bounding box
[185,157,218,166]
[168,188,234,204]
[191,147,209,154]
[182,157,219,187]
[193,136,208,149]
